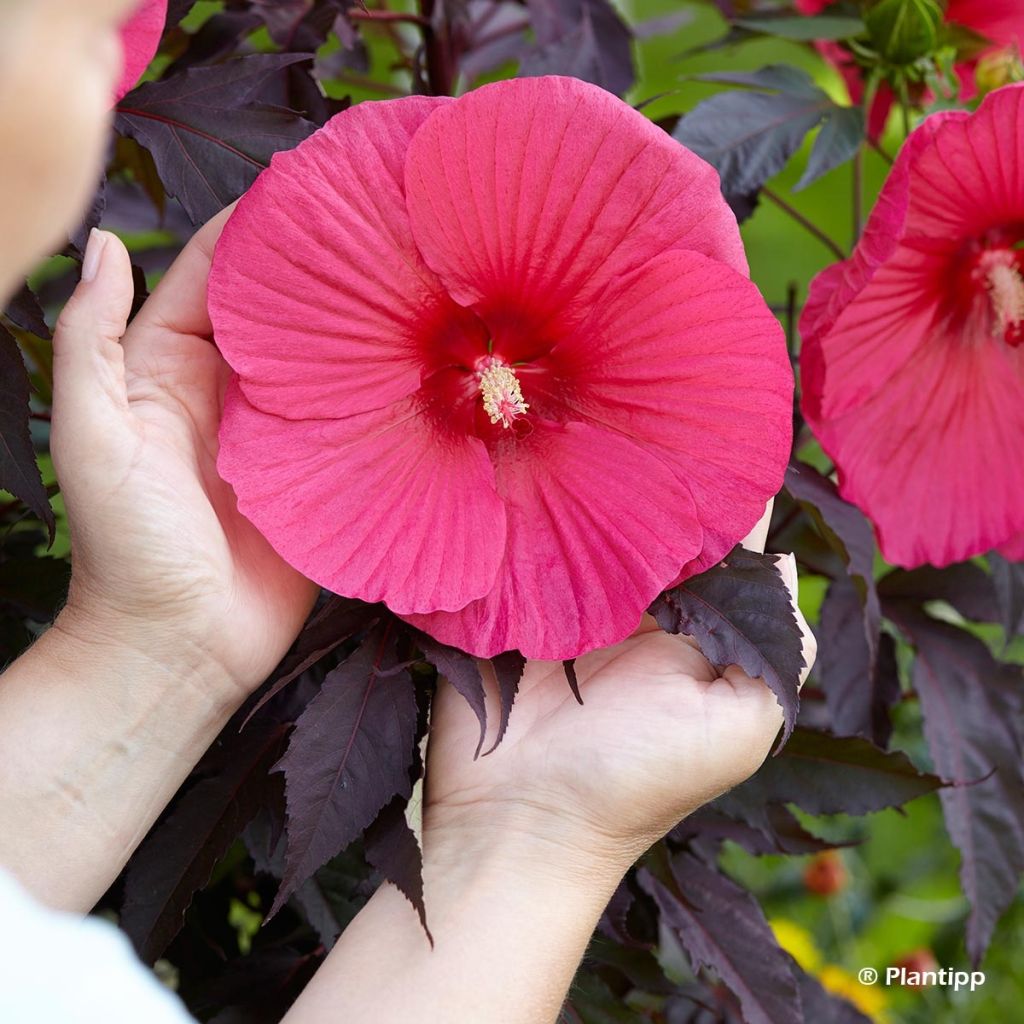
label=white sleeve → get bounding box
[0,869,195,1024]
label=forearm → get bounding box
[283,807,629,1024]
[0,613,241,911]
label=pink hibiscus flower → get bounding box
[210,77,793,660]
[116,0,168,102]
[800,83,1024,568]
[796,0,1024,137]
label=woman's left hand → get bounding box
[51,216,316,703]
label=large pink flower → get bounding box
[210,77,792,659]
[796,0,1024,137]
[800,83,1024,568]
[116,0,167,102]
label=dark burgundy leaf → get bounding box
[167,0,197,26]
[245,596,377,724]
[896,611,1024,964]
[795,103,864,191]
[418,634,488,757]
[486,650,526,755]
[784,462,875,583]
[163,12,264,75]
[819,577,901,746]
[121,723,287,962]
[676,803,840,857]
[651,547,804,745]
[563,658,583,705]
[0,555,69,621]
[520,0,635,96]
[271,626,418,917]
[4,284,50,339]
[115,54,318,225]
[673,65,837,217]
[714,727,941,828]
[989,553,1024,640]
[193,947,321,1024]
[67,178,107,257]
[364,797,430,941]
[0,327,53,539]
[793,958,872,1023]
[879,563,1000,623]
[641,852,801,1024]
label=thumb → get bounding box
[52,229,135,441]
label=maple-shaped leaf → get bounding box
[245,595,378,724]
[115,54,317,225]
[271,626,418,917]
[878,562,999,624]
[676,803,840,857]
[819,577,901,747]
[793,956,872,1023]
[0,328,54,540]
[418,634,488,757]
[364,797,430,940]
[4,284,50,340]
[121,723,287,962]
[989,553,1024,641]
[713,727,941,833]
[674,65,862,219]
[651,547,803,745]
[641,851,801,1024]
[521,0,635,97]
[487,650,527,755]
[892,609,1024,964]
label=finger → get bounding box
[123,203,236,352]
[740,499,774,555]
[52,229,135,440]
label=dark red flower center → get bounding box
[954,228,1024,347]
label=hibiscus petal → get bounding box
[404,420,703,660]
[209,96,480,422]
[116,0,167,103]
[906,86,1024,242]
[823,330,1024,567]
[217,380,506,614]
[402,76,746,330]
[535,250,792,575]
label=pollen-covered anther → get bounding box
[477,361,529,429]
[981,250,1024,341]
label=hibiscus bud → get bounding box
[891,948,939,987]
[803,851,848,896]
[865,0,943,65]
[976,47,1024,96]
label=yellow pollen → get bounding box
[983,254,1024,338]
[478,362,529,429]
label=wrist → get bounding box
[52,596,248,715]
[422,795,634,902]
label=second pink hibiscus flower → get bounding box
[210,76,793,660]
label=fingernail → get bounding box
[81,228,106,283]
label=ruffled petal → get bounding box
[822,329,1024,567]
[209,97,483,422]
[217,380,506,614]
[116,0,167,102]
[532,249,791,575]
[905,86,1024,242]
[403,76,746,331]
[947,0,1024,48]
[404,420,703,660]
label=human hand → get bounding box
[50,218,317,703]
[424,510,815,880]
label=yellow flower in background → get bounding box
[770,919,888,1022]
[819,965,888,1021]
[769,918,822,973]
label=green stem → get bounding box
[762,188,846,261]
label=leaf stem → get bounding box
[349,9,430,26]
[761,188,846,262]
